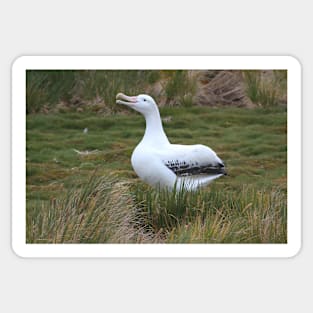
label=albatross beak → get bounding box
[116,93,137,106]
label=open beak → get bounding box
[116,93,137,106]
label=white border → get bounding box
[12,56,301,258]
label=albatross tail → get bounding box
[176,174,224,191]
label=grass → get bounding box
[27,175,153,243]
[26,70,161,113]
[26,106,287,243]
[133,184,286,243]
[27,70,287,113]
[27,175,286,243]
[243,70,287,107]
[164,70,198,106]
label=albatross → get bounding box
[116,93,227,190]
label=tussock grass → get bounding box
[26,70,160,113]
[26,175,153,243]
[26,70,201,113]
[164,70,198,106]
[26,174,287,243]
[26,70,77,113]
[134,184,287,243]
[243,70,287,107]
[27,70,287,114]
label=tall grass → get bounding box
[26,70,160,113]
[27,70,286,113]
[134,184,287,243]
[26,70,77,113]
[164,70,197,106]
[243,70,287,107]
[27,174,287,244]
[26,70,199,113]
[26,175,153,243]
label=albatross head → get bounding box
[116,93,158,116]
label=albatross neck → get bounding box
[142,107,170,146]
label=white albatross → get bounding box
[116,93,227,190]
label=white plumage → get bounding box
[116,93,227,190]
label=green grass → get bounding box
[26,106,287,243]
[26,70,161,113]
[27,70,287,114]
[243,70,287,107]
[164,70,197,106]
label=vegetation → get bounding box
[27,175,154,243]
[243,70,287,107]
[26,102,287,243]
[164,70,197,106]
[26,70,160,114]
[27,174,286,244]
[26,70,287,115]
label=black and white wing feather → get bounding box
[158,144,227,177]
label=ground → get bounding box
[26,106,287,243]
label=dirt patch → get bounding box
[195,70,255,108]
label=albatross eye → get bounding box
[143,99,147,102]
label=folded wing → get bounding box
[158,144,227,177]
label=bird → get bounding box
[116,93,227,190]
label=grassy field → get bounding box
[26,105,287,243]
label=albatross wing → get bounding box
[155,144,226,190]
